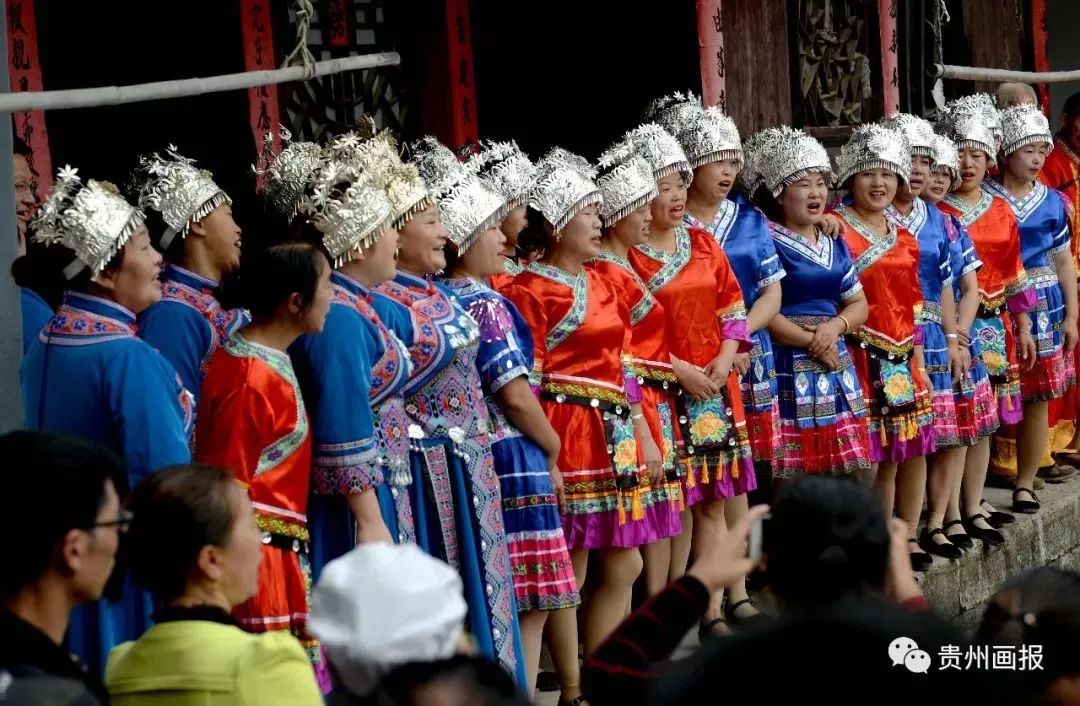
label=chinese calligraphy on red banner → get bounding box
[6,0,51,193]
[241,0,281,190]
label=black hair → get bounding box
[516,206,552,258]
[0,430,124,598]
[764,475,890,611]
[749,184,784,223]
[218,241,327,320]
[126,464,239,602]
[139,207,186,264]
[1064,92,1080,120]
[977,567,1080,694]
[376,655,529,706]
[12,135,30,158]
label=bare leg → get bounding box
[873,461,899,520]
[927,449,956,528]
[723,493,759,618]
[861,462,880,487]
[668,508,693,581]
[944,446,967,538]
[962,436,995,530]
[544,551,586,703]
[692,498,728,632]
[518,610,550,697]
[895,456,927,542]
[582,547,643,656]
[1016,400,1050,505]
[641,538,673,597]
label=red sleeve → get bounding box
[701,234,751,351]
[195,382,273,485]
[503,280,548,392]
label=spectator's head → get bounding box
[126,464,262,608]
[310,543,468,696]
[977,567,1080,703]
[217,242,332,333]
[376,655,529,706]
[1061,91,1080,147]
[12,136,35,254]
[763,475,890,611]
[0,431,125,608]
[996,82,1038,109]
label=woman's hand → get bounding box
[1018,331,1038,373]
[638,432,665,486]
[820,213,843,238]
[703,352,734,385]
[733,351,751,377]
[548,456,566,512]
[807,318,844,358]
[1065,315,1078,353]
[813,343,841,371]
[947,338,968,384]
[674,358,721,401]
[687,505,769,593]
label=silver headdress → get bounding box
[253,126,325,217]
[742,126,834,197]
[131,145,232,250]
[529,148,603,234]
[937,94,1003,165]
[466,140,537,211]
[880,113,935,157]
[596,139,658,228]
[299,157,394,267]
[998,103,1053,157]
[31,165,145,279]
[836,123,911,186]
[642,91,703,137]
[410,136,510,252]
[676,105,743,169]
[329,123,435,229]
[929,133,961,190]
[625,123,693,185]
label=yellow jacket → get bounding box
[105,619,323,706]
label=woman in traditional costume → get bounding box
[742,127,870,479]
[591,139,683,597]
[504,148,659,664]
[880,114,964,561]
[369,136,524,684]
[132,147,247,407]
[194,242,332,688]
[466,140,535,293]
[829,124,936,569]
[432,141,580,697]
[936,93,1036,544]
[625,123,753,636]
[284,143,407,575]
[919,132,1000,552]
[21,165,193,674]
[982,104,1078,515]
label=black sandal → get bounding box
[698,616,730,640]
[980,498,1016,527]
[962,514,1005,546]
[1012,487,1040,514]
[943,520,973,549]
[919,527,962,559]
[908,539,933,571]
[724,598,768,628]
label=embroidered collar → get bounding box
[331,270,370,298]
[982,179,1048,222]
[394,269,436,291]
[503,256,523,276]
[885,199,927,235]
[769,222,834,269]
[636,227,693,293]
[942,190,993,226]
[225,331,294,374]
[65,291,137,325]
[42,292,138,344]
[526,262,588,350]
[836,205,897,274]
[439,276,491,298]
[165,264,219,292]
[594,249,654,324]
[684,198,739,248]
[635,226,690,264]
[526,261,584,289]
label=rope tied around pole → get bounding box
[282,0,317,80]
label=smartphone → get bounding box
[749,513,769,563]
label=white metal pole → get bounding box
[0,3,22,429]
[0,51,401,113]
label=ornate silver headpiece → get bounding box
[31,166,145,279]
[937,94,1002,165]
[596,139,658,228]
[881,113,935,157]
[328,122,435,229]
[131,145,231,250]
[626,123,693,185]
[298,156,393,266]
[742,126,834,197]
[410,136,510,252]
[928,133,961,191]
[254,126,325,217]
[998,104,1053,157]
[642,91,704,137]
[466,140,537,211]
[529,148,603,234]
[836,123,911,186]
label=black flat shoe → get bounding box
[908,539,933,571]
[698,616,730,641]
[724,598,769,629]
[943,520,974,549]
[1012,487,1040,514]
[980,498,1016,527]
[919,527,963,559]
[962,514,1005,546]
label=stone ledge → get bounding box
[921,478,1080,626]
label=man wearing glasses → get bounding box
[0,430,126,705]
